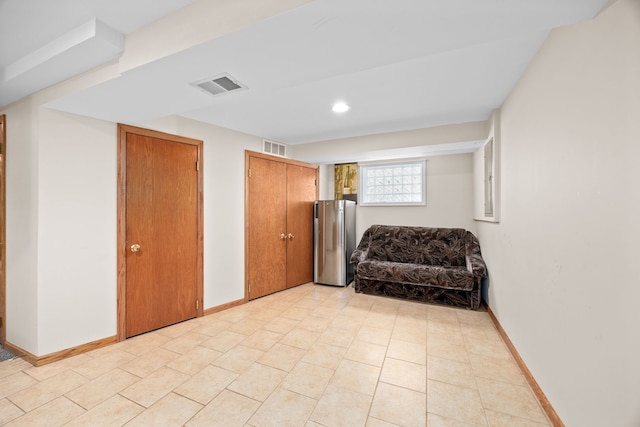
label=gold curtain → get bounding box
[334,163,358,201]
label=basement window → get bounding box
[359,160,426,206]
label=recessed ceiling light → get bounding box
[332,102,350,113]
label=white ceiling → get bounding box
[1,0,608,146]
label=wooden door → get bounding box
[118,125,203,339]
[247,156,287,299]
[286,164,317,288]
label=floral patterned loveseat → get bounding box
[350,225,487,309]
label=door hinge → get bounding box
[196,299,199,310]
[248,169,252,178]
[196,161,200,171]
[248,283,251,293]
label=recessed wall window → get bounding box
[359,160,426,206]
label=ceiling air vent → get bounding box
[263,140,287,158]
[191,73,246,97]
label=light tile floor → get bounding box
[0,283,551,426]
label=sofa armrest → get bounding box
[466,253,487,278]
[350,226,374,266]
[464,231,487,278]
[350,247,368,265]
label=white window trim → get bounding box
[358,159,426,207]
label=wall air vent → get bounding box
[191,73,246,97]
[263,139,287,158]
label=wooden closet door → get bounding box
[248,156,287,299]
[286,164,317,288]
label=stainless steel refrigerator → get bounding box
[313,200,356,286]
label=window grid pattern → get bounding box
[361,161,424,205]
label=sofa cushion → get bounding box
[366,225,467,267]
[356,260,475,291]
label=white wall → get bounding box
[354,154,476,239]
[294,131,478,241]
[4,98,39,353]
[476,1,640,425]
[37,110,117,355]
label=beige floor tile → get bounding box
[397,302,429,318]
[293,298,322,309]
[393,326,428,344]
[335,308,370,325]
[369,382,427,427]
[64,395,143,427]
[356,325,393,346]
[387,339,427,365]
[229,318,267,336]
[262,317,300,335]
[0,359,33,381]
[330,359,380,396]
[120,347,181,377]
[281,307,314,321]
[161,332,210,354]
[65,368,140,410]
[345,340,387,367]
[380,357,426,392]
[484,409,550,427]
[427,305,460,323]
[462,334,512,361]
[155,320,198,338]
[427,412,478,426]
[72,349,137,379]
[241,329,284,352]
[427,380,487,426]
[366,417,401,426]
[119,366,189,408]
[192,318,235,337]
[310,385,372,427]
[427,335,469,363]
[166,345,223,376]
[212,307,250,323]
[125,392,202,427]
[174,364,237,405]
[468,353,526,386]
[227,363,287,402]
[0,372,38,399]
[475,378,548,424]
[0,398,24,425]
[249,307,284,322]
[427,355,476,389]
[297,315,333,333]
[248,387,317,427]
[311,306,343,319]
[8,370,88,412]
[280,361,334,399]
[201,330,247,352]
[280,328,321,350]
[119,332,172,356]
[363,312,397,330]
[22,354,92,382]
[0,284,548,427]
[211,345,264,373]
[186,390,260,427]
[5,396,85,427]
[258,343,306,372]
[329,313,365,332]
[301,342,347,370]
[318,327,357,347]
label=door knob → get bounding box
[130,244,141,252]
[287,233,295,240]
[280,233,287,240]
